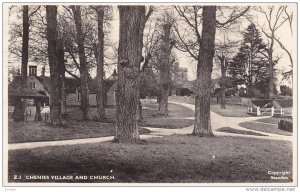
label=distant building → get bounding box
[171,62,191,96]
[9,65,118,107]
[172,62,188,83]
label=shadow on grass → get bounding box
[8,135,293,183]
[139,118,194,129]
[217,127,267,136]
[239,122,292,136]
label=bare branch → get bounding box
[145,6,154,23]
[284,6,293,36]
[274,36,293,67]
[29,6,41,17]
[173,24,198,60]
[216,6,250,27]
[65,68,80,79]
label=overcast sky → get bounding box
[4,3,296,86]
[106,4,296,85]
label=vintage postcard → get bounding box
[2,2,298,189]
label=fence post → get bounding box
[271,107,274,117]
[257,107,260,116]
[280,108,283,117]
[250,106,253,114]
[44,113,46,123]
[25,111,28,122]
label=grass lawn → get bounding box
[239,122,292,136]
[255,117,289,125]
[169,97,249,117]
[8,103,193,143]
[210,104,249,117]
[8,120,116,144]
[8,135,293,183]
[217,127,267,136]
[139,103,194,129]
[141,102,195,118]
[140,118,194,129]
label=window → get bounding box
[78,92,81,102]
[29,66,37,76]
[29,82,36,89]
[114,90,117,100]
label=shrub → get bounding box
[278,119,293,133]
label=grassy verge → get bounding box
[169,97,249,117]
[139,103,194,128]
[239,122,292,136]
[140,118,194,129]
[210,104,249,117]
[255,117,286,125]
[217,127,267,136]
[8,135,293,183]
[8,120,116,144]
[8,103,194,143]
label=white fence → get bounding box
[247,106,285,117]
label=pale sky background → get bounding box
[93,4,297,86]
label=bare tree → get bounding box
[91,6,106,121]
[114,6,149,143]
[216,50,229,109]
[192,6,217,136]
[276,6,293,80]
[57,38,66,116]
[21,5,29,78]
[174,5,249,136]
[70,5,90,120]
[258,5,291,98]
[136,7,155,120]
[46,5,62,126]
[157,14,175,115]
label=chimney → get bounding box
[112,69,117,77]
[41,67,45,77]
[29,65,37,76]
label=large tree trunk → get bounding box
[136,54,151,120]
[34,99,42,121]
[15,5,30,121]
[94,6,106,121]
[268,50,274,99]
[158,84,169,115]
[61,79,66,115]
[114,6,145,143]
[193,6,216,137]
[158,23,173,116]
[219,55,227,109]
[21,5,29,78]
[71,6,90,120]
[136,89,142,121]
[220,82,226,109]
[13,98,26,122]
[57,38,66,116]
[46,6,62,126]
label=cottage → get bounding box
[8,65,118,108]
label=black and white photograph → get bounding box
[1,1,298,189]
